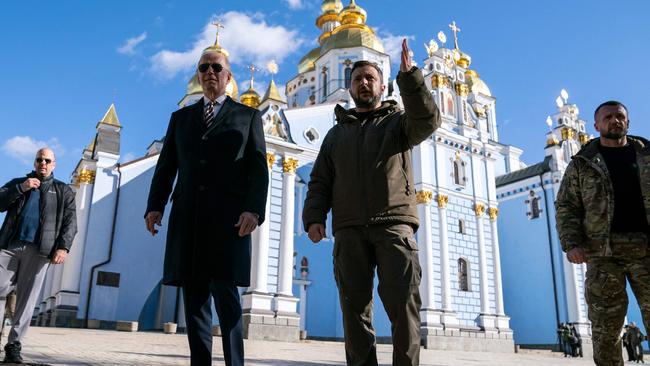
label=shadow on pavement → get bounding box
[250,359,346,366]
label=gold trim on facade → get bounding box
[78,169,96,184]
[416,190,433,205]
[266,153,276,169]
[455,82,469,97]
[474,203,485,217]
[488,207,499,220]
[561,127,576,141]
[579,133,589,145]
[437,194,449,208]
[431,73,449,89]
[283,157,299,173]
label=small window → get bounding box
[304,127,320,144]
[453,159,467,186]
[525,190,542,219]
[458,258,470,291]
[344,66,352,89]
[458,219,465,234]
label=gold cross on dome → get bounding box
[448,20,461,50]
[248,64,257,87]
[212,20,225,45]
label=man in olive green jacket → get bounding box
[303,40,441,366]
[555,101,650,366]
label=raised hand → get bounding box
[400,38,413,73]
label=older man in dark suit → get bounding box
[145,48,268,366]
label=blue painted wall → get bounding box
[499,188,563,345]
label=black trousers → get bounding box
[183,279,244,366]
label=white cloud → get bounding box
[2,136,65,165]
[117,32,148,55]
[150,12,305,79]
[380,33,416,66]
[284,0,303,9]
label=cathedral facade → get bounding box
[32,0,529,352]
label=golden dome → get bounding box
[240,87,260,108]
[317,0,342,28]
[320,26,384,56]
[465,70,491,97]
[298,47,321,74]
[186,73,239,99]
[456,51,472,68]
[340,0,367,25]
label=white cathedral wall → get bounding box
[446,195,484,326]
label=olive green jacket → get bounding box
[555,136,650,256]
[302,67,441,233]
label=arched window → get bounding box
[458,258,470,291]
[344,66,352,89]
[321,67,328,99]
[458,219,465,234]
[452,158,467,186]
[300,257,309,279]
[446,94,455,117]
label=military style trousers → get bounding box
[0,241,50,345]
[333,223,422,366]
[585,233,650,366]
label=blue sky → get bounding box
[1,0,649,189]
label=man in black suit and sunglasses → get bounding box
[0,147,77,363]
[145,48,268,365]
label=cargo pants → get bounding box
[585,232,650,366]
[333,223,422,366]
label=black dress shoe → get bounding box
[4,341,23,364]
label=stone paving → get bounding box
[2,327,607,365]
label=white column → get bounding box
[242,154,274,315]
[250,153,274,293]
[476,203,497,331]
[277,157,297,297]
[438,195,452,312]
[475,205,490,315]
[489,207,512,331]
[488,208,505,316]
[416,191,435,309]
[274,157,300,316]
[437,194,459,328]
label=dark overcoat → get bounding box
[145,97,268,287]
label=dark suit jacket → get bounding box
[146,96,269,286]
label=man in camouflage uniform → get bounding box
[556,100,650,366]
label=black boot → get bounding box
[4,341,23,364]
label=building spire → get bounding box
[449,20,461,50]
[212,20,225,47]
[247,64,258,90]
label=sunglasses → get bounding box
[198,63,224,73]
[35,158,54,164]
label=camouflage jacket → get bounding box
[555,136,650,256]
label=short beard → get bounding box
[603,128,628,140]
[351,93,381,110]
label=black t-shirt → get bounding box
[598,143,649,233]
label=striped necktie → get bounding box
[204,100,216,126]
